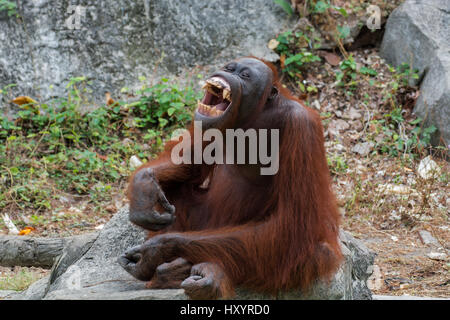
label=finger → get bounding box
[156,257,191,275]
[180,275,207,289]
[149,210,175,225]
[154,184,175,214]
[117,255,137,273]
[124,245,143,261]
[118,251,152,281]
[117,248,142,277]
[158,196,175,214]
[181,275,215,300]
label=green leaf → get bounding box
[167,107,176,116]
[273,0,293,16]
[298,82,305,92]
[284,53,303,65]
[409,118,422,125]
[337,25,350,39]
[335,7,348,17]
[359,67,378,76]
[169,102,184,108]
[314,1,329,13]
[158,118,169,128]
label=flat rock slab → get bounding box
[6,206,375,300]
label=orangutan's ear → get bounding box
[269,86,278,100]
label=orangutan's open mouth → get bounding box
[197,77,232,117]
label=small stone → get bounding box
[377,184,412,195]
[352,142,374,156]
[389,211,401,221]
[328,119,350,136]
[418,230,440,247]
[417,156,441,179]
[312,100,321,110]
[122,138,132,146]
[367,264,383,291]
[427,252,447,261]
[67,207,82,215]
[345,107,362,120]
[105,205,117,213]
[129,155,143,169]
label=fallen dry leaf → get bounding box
[11,96,38,106]
[321,51,341,66]
[18,226,36,236]
[267,39,279,50]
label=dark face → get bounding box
[194,58,274,130]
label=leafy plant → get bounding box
[0,0,17,17]
[274,30,321,78]
[335,55,357,90]
[327,154,348,175]
[371,113,436,157]
[0,77,201,212]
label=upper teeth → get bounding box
[206,77,230,90]
[202,77,232,102]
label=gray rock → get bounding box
[8,206,375,300]
[48,232,98,286]
[352,142,375,156]
[418,230,440,247]
[380,0,450,146]
[0,0,290,108]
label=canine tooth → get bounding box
[223,89,231,100]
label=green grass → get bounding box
[0,268,45,291]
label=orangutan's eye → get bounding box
[224,64,236,72]
[240,70,250,79]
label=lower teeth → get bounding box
[198,102,224,116]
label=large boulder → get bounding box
[4,206,375,300]
[380,0,450,147]
[0,0,289,108]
